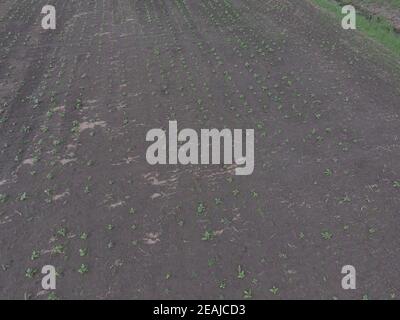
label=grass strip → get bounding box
[311,0,400,56]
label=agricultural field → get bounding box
[0,0,400,300]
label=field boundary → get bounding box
[309,0,400,58]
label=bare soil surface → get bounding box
[1,0,400,300]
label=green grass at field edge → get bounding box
[311,0,400,57]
